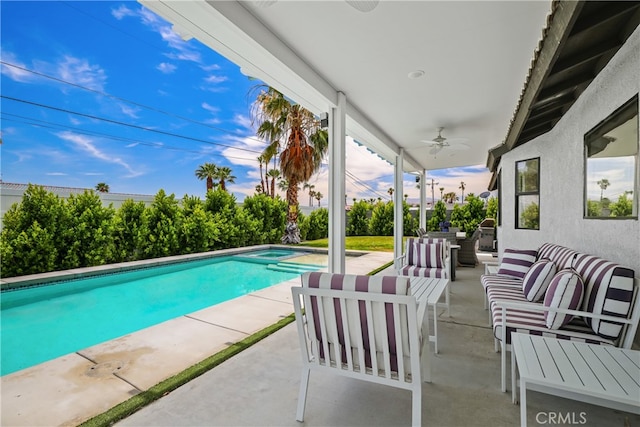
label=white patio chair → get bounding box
[292,272,429,427]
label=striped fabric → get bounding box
[537,243,558,261]
[399,237,448,278]
[481,274,523,292]
[522,259,556,302]
[497,249,538,279]
[491,306,615,346]
[301,272,411,371]
[536,243,579,269]
[573,253,635,340]
[412,242,444,268]
[544,269,584,329]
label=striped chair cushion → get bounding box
[537,243,558,261]
[549,246,579,270]
[522,259,556,302]
[399,265,446,278]
[572,253,635,341]
[544,269,584,329]
[412,242,444,268]
[492,306,615,346]
[497,249,538,279]
[301,272,411,371]
[481,274,523,292]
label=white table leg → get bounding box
[445,281,450,317]
[520,380,527,427]
[511,348,517,404]
[433,303,439,354]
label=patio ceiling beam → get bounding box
[569,2,640,36]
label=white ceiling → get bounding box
[140,0,552,174]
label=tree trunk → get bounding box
[281,178,300,244]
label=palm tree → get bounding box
[597,178,610,201]
[214,166,236,191]
[315,191,323,207]
[459,181,466,203]
[257,154,266,194]
[195,163,217,191]
[95,182,109,193]
[278,178,289,193]
[439,187,444,200]
[252,86,328,243]
[266,168,281,198]
[303,183,316,206]
[388,188,394,198]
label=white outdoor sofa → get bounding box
[481,243,640,392]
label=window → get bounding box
[515,157,539,229]
[584,96,638,219]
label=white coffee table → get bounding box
[409,277,450,354]
[511,333,640,427]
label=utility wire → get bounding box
[0,61,269,148]
[1,95,263,154]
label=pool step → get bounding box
[266,262,320,274]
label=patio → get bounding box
[116,256,639,427]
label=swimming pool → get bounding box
[0,251,321,376]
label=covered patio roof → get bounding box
[139,0,552,175]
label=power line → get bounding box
[1,95,263,155]
[0,61,269,148]
[1,113,258,163]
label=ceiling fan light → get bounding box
[407,70,425,79]
[346,0,379,13]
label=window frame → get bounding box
[515,157,540,230]
[583,95,638,220]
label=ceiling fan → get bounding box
[254,1,379,13]
[421,127,469,155]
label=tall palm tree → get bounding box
[303,183,316,206]
[266,168,281,198]
[459,181,466,203]
[439,187,445,200]
[214,166,236,191]
[252,86,328,243]
[195,163,217,191]
[315,191,323,207]
[388,188,394,198]
[597,178,610,201]
[257,154,266,194]
[95,182,109,193]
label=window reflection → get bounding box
[585,96,638,218]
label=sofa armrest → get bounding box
[493,300,635,326]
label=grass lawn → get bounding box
[300,236,407,252]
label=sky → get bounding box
[1,1,495,206]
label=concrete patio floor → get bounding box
[0,250,392,427]
[116,254,639,427]
[3,250,638,426]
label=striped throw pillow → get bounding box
[412,242,444,268]
[522,259,556,302]
[497,249,538,279]
[544,269,584,329]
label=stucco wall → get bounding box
[497,25,640,276]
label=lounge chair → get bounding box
[457,228,481,267]
[292,272,429,427]
[396,237,450,279]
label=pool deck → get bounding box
[0,249,392,427]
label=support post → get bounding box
[393,151,404,270]
[419,169,427,230]
[328,92,346,273]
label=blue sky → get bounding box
[1,1,493,205]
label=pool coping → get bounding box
[0,248,393,427]
[0,244,368,290]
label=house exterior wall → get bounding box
[497,25,640,275]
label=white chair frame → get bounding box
[292,286,429,427]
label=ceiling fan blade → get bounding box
[346,0,379,12]
[444,142,470,151]
[429,145,443,155]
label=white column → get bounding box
[328,92,346,273]
[393,150,404,269]
[419,169,427,229]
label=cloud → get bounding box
[233,114,253,131]
[119,103,140,119]
[111,5,137,20]
[46,172,67,176]
[56,131,143,177]
[57,55,107,91]
[157,62,177,74]
[0,51,34,82]
[201,102,220,114]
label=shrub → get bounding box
[242,193,287,243]
[112,199,148,262]
[306,208,329,241]
[427,200,447,231]
[369,201,394,236]
[142,190,182,258]
[347,200,371,236]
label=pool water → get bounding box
[0,255,320,376]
